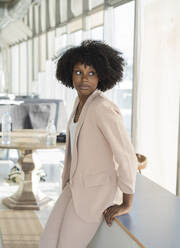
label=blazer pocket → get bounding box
[83,172,110,188]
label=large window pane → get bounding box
[91,26,103,40]
[11,45,19,94]
[134,0,179,194]
[112,1,135,136]
[19,42,27,95]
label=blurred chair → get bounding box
[11,102,56,129]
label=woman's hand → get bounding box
[103,203,131,226]
[103,193,134,226]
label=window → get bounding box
[91,26,103,40]
[106,1,135,136]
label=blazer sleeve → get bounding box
[95,101,138,194]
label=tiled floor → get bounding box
[0,148,65,247]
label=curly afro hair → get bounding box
[56,40,125,92]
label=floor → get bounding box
[0,148,65,247]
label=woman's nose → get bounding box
[82,73,88,81]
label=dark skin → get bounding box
[72,62,134,226]
[103,193,134,226]
[72,62,99,114]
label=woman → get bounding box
[39,40,137,248]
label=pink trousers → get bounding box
[39,184,103,248]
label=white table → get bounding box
[0,129,65,210]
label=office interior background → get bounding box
[0,0,179,197]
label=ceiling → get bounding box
[0,0,14,2]
[0,0,33,47]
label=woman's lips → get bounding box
[79,86,90,90]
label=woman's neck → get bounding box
[78,94,89,108]
[77,89,96,107]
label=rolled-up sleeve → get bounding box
[95,101,138,194]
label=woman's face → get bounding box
[72,63,99,97]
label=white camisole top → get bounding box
[69,113,78,157]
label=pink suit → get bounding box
[39,89,137,247]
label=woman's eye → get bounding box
[74,71,81,75]
[89,71,95,76]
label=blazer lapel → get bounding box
[69,89,102,180]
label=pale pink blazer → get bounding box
[62,89,137,223]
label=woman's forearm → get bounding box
[122,193,134,209]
